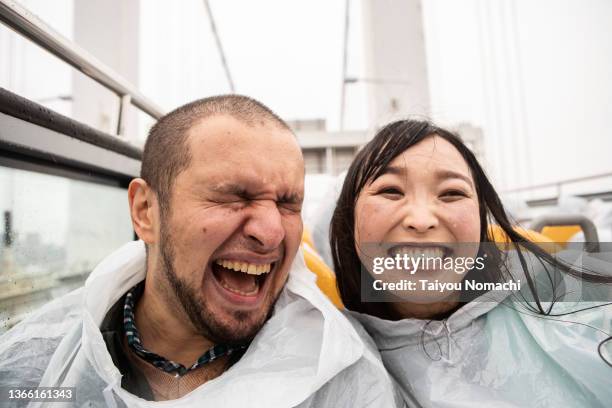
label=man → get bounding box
[0,95,397,407]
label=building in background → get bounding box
[360,0,430,126]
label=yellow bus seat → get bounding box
[487,225,562,253]
[301,227,315,249]
[301,229,344,308]
[540,225,582,247]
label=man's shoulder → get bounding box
[297,352,399,408]
[341,310,381,351]
[295,310,398,408]
[0,288,84,387]
[0,335,65,388]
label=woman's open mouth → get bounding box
[387,243,453,259]
[211,259,274,298]
[385,243,454,274]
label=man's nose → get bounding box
[244,201,285,251]
[401,201,439,233]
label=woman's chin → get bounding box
[390,296,461,319]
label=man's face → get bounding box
[156,115,304,345]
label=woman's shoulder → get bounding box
[341,309,380,351]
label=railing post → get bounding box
[117,94,132,138]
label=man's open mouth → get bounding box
[211,259,275,297]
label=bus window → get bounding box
[0,165,132,333]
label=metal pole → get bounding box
[203,0,235,93]
[339,0,350,130]
[117,94,132,137]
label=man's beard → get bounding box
[157,219,278,345]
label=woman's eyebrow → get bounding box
[379,166,473,187]
[380,165,405,177]
[434,169,474,187]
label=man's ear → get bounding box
[128,178,158,244]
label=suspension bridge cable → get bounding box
[203,0,236,93]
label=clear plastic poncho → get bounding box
[0,241,398,407]
[348,249,612,408]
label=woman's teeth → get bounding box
[390,246,446,259]
[215,259,272,275]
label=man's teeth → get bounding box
[391,247,446,259]
[215,259,272,275]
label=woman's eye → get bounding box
[440,190,468,200]
[376,187,403,198]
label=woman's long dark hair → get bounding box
[330,120,612,320]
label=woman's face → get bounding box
[354,136,481,315]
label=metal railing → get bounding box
[0,0,165,136]
[530,214,600,252]
[503,171,612,205]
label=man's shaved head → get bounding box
[141,94,292,213]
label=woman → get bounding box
[330,120,612,408]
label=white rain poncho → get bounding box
[348,249,612,408]
[0,241,398,407]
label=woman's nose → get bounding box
[401,202,439,233]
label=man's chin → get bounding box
[196,276,285,345]
[200,307,271,345]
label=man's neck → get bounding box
[134,280,216,368]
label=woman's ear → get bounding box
[128,178,158,244]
